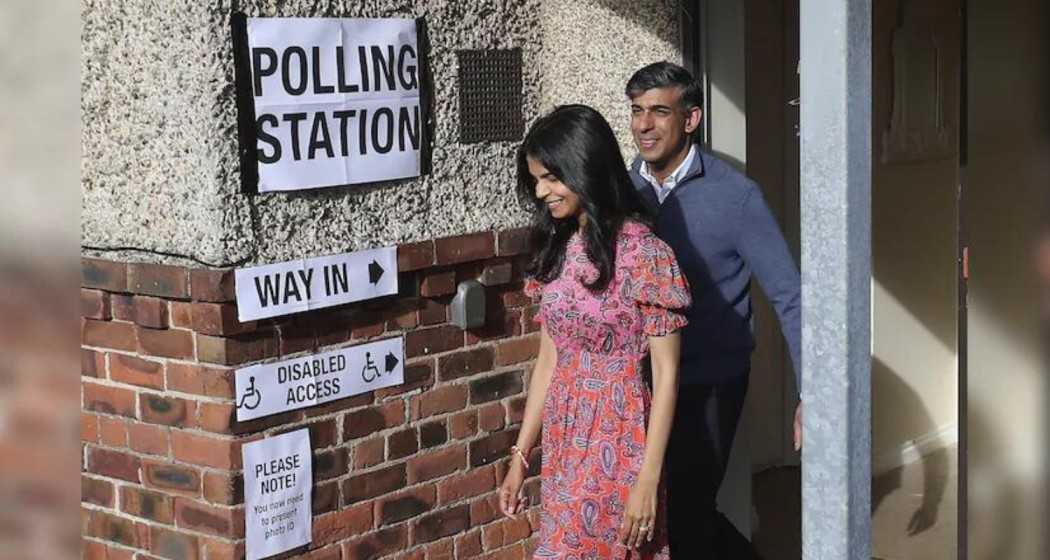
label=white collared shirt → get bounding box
[638,144,698,204]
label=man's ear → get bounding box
[684,107,702,134]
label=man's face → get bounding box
[629,86,700,167]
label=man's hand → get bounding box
[793,402,803,451]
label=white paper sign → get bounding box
[235,246,398,321]
[243,429,312,560]
[236,336,405,421]
[246,17,422,192]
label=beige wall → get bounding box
[965,0,1050,556]
[871,0,961,471]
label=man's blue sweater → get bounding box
[630,148,801,387]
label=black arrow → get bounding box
[384,352,399,373]
[368,260,385,284]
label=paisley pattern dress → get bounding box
[526,221,691,560]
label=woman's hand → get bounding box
[498,459,528,517]
[619,476,658,548]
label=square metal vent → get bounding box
[457,48,524,143]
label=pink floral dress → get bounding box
[525,221,691,560]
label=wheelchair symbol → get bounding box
[237,376,261,410]
[362,352,381,382]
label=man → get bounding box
[625,61,803,558]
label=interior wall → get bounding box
[964,0,1050,556]
[870,0,961,472]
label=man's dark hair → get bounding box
[625,61,704,111]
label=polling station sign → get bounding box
[232,16,428,192]
[243,429,312,560]
[235,336,405,422]
[235,246,397,321]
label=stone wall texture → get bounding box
[81,0,679,267]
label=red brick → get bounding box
[343,400,405,439]
[134,296,169,328]
[199,538,242,560]
[386,304,419,330]
[313,503,373,546]
[313,480,339,516]
[112,294,136,321]
[387,428,419,460]
[497,227,531,257]
[81,412,100,443]
[482,522,504,551]
[87,510,145,548]
[343,463,406,505]
[83,382,137,418]
[174,497,242,538]
[196,401,235,434]
[82,319,137,351]
[410,384,468,420]
[83,257,128,291]
[479,261,513,286]
[302,545,342,560]
[470,494,502,526]
[437,465,495,505]
[140,394,195,428]
[407,444,466,484]
[81,289,112,319]
[343,525,408,560]
[478,403,506,432]
[456,530,483,557]
[411,504,470,544]
[149,525,200,560]
[501,284,532,308]
[136,326,194,359]
[397,241,435,272]
[522,305,541,333]
[110,353,165,389]
[374,359,434,399]
[352,437,385,468]
[82,348,105,378]
[128,263,189,299]
[449,411,478,439]
[165,363,235,398]
[376,485,436,526]
[503,514,532,541]
[495,335,540,366]
[419,270,456,298]
[278,322,317,354]
[202,472,242,505]
[435,232,495,265]
[195,332,275,365]
[192,302,254,336]
[142,460,201,495]
[418,299,448,325]
[169,301,194,328]
[313,448,349,482]
[507,396,527,424]
[469,430,519,468]
[466,309,522,344]
[87,446,141,482]
[470,371,524,404]
[171,431,240,469]
[306,418,339,448]
[127,422,170,456]
[419,419,448,448]
[438,347,494,381]
[303,393,373,418]
[82,475,114,507]
[426,538,454,560]
[99,415,127,447]
[190,268,235,302]
[121,486,175,524]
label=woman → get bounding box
[498,104,691,559]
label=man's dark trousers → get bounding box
[667,374,761,559]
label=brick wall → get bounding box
[81,228,543,560]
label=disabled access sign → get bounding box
[235,336,405,421]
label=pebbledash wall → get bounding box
[80,1,679,560]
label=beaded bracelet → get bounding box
[510,445,530,470]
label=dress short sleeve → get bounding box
[523,277,546,325]
[630,234,691,336]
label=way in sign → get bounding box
[254,263,348,308]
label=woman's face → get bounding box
[527,156,583,223]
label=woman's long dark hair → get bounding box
[516,104,651,292]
